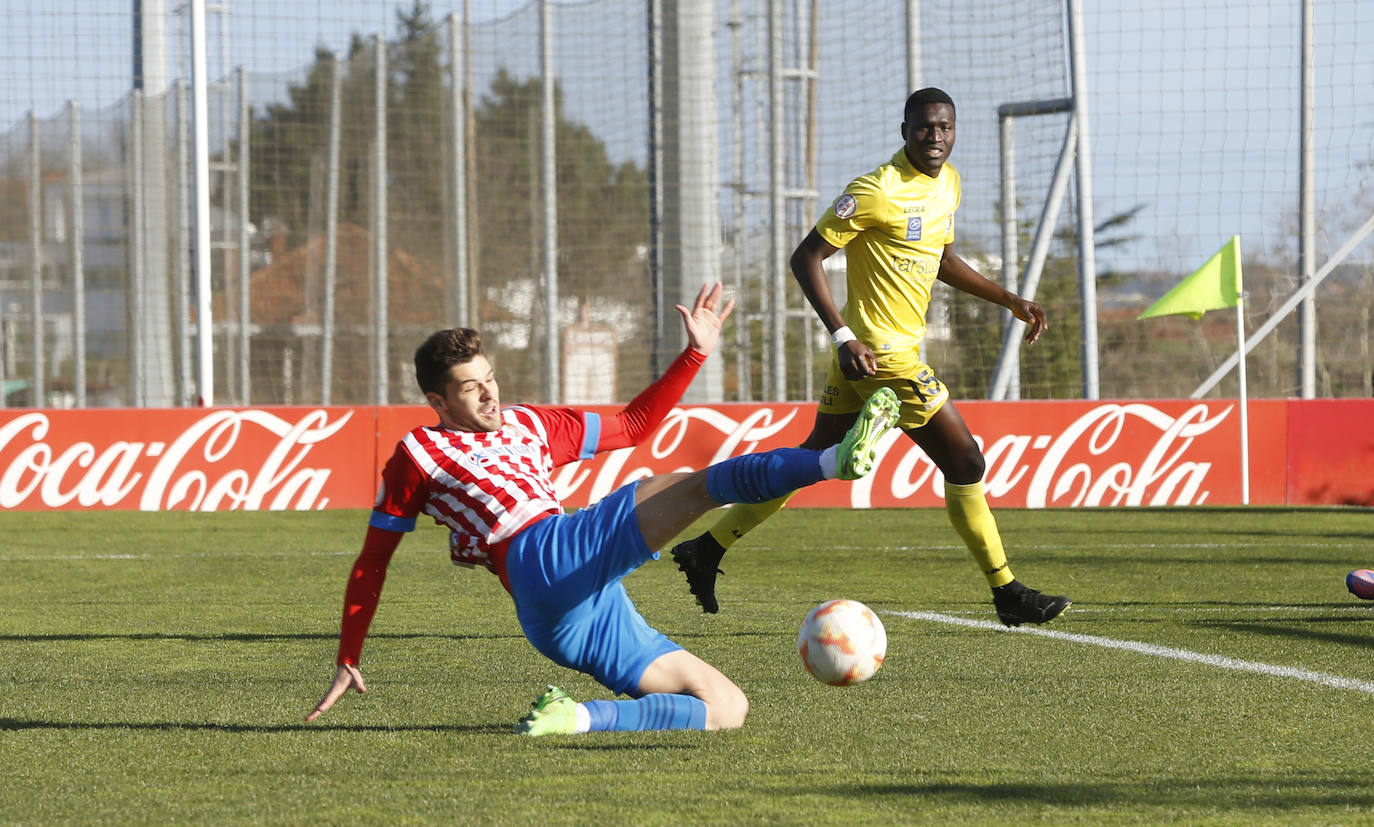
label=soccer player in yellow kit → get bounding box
[672,87,1070,627]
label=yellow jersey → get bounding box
[815,148,960,350]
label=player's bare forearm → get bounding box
[792,230,876,378]
[938,246,1048,343]
[937,246,1006,303]
[790,230,847,333]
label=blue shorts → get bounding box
[503,481,681,696]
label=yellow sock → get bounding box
[944,481,1015,587]
[706,492,796,550]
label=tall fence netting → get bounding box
[0,0,1369,408]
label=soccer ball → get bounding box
[1347,569,1374,600]
[796,599,887,686]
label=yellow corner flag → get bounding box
[1138,235,1243,320]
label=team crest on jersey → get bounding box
[906,216,923,240]
[833,193,857,219]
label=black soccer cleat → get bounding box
[671,533,727,614]
[993,582,1071,627]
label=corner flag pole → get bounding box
[1137,235,1248,504]
[1235,292,1249,505]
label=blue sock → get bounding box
[582,694,708,732]
[705,448,822,504]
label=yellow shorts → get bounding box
[818,344,950,430]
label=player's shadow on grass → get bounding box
[1065,552,1367,566]
[835,778,1374,809]
[0,632,526,643]
[1191,618,1374,648]
[0,717,512,735]
[549,742,690,753]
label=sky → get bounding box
[1,0,1371,282]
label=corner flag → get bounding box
[1138,234,1250,505]
[1137,235,1242,320]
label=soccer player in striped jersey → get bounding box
[306,282,901,735]
[671,88,1071,628]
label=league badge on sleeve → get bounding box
[833,193,857,219]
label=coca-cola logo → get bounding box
[551,406,798,503]
[850,402,1230,507]
[553,401,1234,509]
[0,409,353,511]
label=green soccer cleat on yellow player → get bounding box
[837,388,900,480]
[516,685,577,736]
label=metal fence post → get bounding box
[540,0,560,403]
[130,91,146,407]
[28,112,45,407]
[69,101,86,408]
[237,66,251,403]
[447,12,470,328]
[372,33,389,406]
[321,52,341,406]
[175,81,192,404]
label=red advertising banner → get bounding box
[1285,399,1374,506]
[551,399,1292,509]
[0,407,376,511]
[1,398,1369,511]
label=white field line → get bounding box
[890,610,1374,696]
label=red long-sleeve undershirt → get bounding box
[334,346,706,666]
[594,345,705,450]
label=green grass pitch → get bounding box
[2,506,1372,824]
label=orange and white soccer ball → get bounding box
[796,599,887,686]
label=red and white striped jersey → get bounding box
[370,404,601,576]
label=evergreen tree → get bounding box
[242,2,651,402]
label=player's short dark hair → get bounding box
[905,87,956,120]
[415,328,485,395]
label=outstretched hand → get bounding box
[1010,297,1049,344]
[675,281,735,356]
[305,663,367,722]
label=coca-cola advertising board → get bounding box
[1,399,1370,512]
[0,407,375,512]
[546,399,1292,509]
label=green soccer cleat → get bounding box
[837,387,900,480]
[516,685,577,736]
